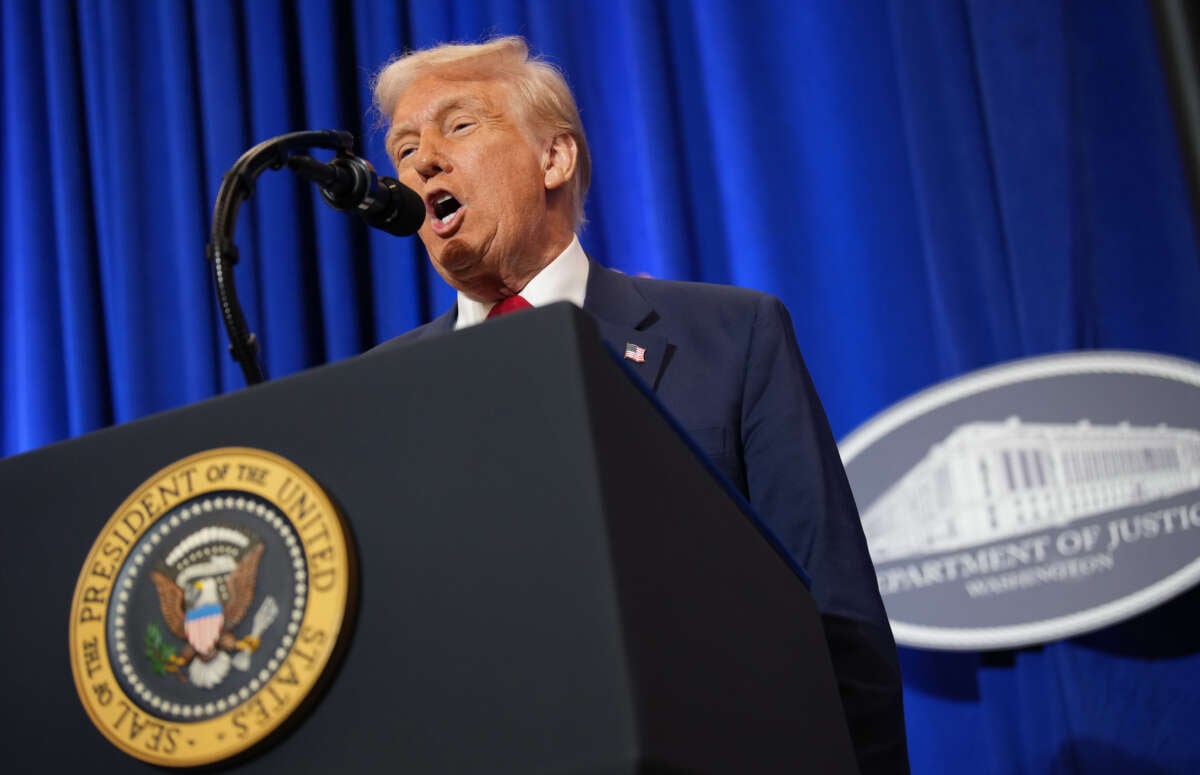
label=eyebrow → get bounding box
[387,95,490,148]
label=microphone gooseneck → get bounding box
[207,130,421,387]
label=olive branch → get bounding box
[144,623,178,675]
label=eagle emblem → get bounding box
[148,525,278,689]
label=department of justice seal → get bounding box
[68,448,355,767]
[841,351,1200,651]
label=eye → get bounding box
[450,119,475,133]
[395,145,416,161]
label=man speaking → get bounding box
[371,36,908,773]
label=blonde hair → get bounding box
[373,36,591,229]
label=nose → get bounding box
[413,130,451,181]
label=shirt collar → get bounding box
[453,235,589,330]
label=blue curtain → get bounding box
[4,1,1199,771]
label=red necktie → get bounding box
[487,295,532,319]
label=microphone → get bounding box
[287,153,425,236]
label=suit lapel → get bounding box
[418,306,457,338]
[405,263,674,390]
[584,260,671,392]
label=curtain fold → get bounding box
[4,1,1200,772]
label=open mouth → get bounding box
[432,193,463,227]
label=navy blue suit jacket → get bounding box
[376,260,908,773]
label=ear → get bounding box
[543,132,578,191]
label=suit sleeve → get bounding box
[740,295,910,775]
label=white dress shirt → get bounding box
[453,235,589,330]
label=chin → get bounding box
[432,240,483,274]
[432,254,493,297]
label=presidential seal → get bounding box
[69,448,355,767]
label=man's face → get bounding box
[387,74,560,301]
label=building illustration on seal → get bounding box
[862,418,1200,562]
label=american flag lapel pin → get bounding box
[624,342,647,363]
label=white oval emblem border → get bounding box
[840,350,1200,650]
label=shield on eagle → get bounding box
[184,597,224,657]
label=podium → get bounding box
[0,304,856,773]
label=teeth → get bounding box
[436,194,453,205]
[438,209,459,226]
